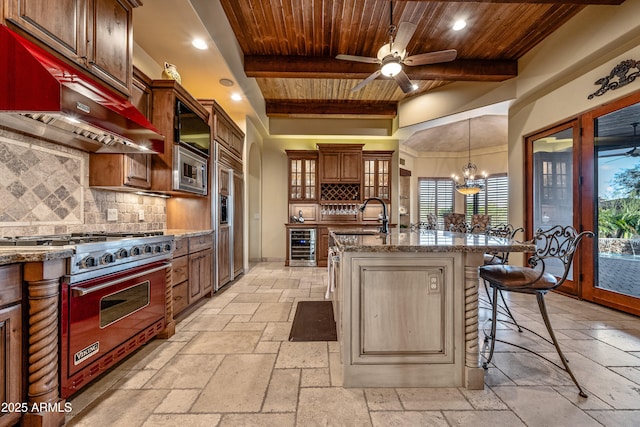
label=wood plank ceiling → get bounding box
[219,0,624,118]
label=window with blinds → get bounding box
[465,174,509,225]
[418,178,454,228]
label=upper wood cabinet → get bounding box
[89,67,152,190]
[150,79,210,195]
[317,144,363,183]
[363,151,393,202]
[4,0,137,96]
[286,150,318,201]
[200,99,244,160]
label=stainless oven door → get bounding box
[64,262,167,377]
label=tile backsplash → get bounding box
[0,128,166,237]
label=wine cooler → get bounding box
[289,229,316,266]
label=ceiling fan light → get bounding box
[380,58,402,77]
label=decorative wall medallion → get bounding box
[588,59,640,99]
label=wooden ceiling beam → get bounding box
[244,56,517,82]
[265,100,398,117]
[396,1,624,4]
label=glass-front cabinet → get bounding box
[286,150,317,201]
[363,151,393,201]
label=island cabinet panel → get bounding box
[358,267,448,357]
[338,252,464,388]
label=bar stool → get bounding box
[483,224,525,331]
[479,224,593,397]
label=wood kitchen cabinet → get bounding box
[171,233,214,317]
[0,264,22,427]
[233,171,244,278]
[204,99,244,160]
[317,144,363,183]
[363,151,393,201]
[286,150,317,201]
[217,226,231,286]
[150,79,210,195]
[4,0,137,96]
[89,67,153,190]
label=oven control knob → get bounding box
[79,256,97,269]
[163,243,172,252]
[130,246,142,256]
[114,248,128,259]
[100,253,115,265]
[143,244,152,254]
[153,245,162,254]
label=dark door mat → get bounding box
[289,301,337,342]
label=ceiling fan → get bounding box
[336,1,457,93]
[599,122,640,161]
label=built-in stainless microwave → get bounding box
[173,145,207,195]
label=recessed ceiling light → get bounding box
[192,38,208,50]
[411,84,419,91]
[231,93,242,102]
[452,20,467,31]
[219,78,235,87]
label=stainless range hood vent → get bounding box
[19,112,151,152]
[0,25,164,154]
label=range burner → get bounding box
[0,231,165,246]
[0,231,174,283]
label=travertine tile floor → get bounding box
[66,262,640,427]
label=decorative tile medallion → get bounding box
[0,136,84,225]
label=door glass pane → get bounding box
[532,128,574,278]
[595,103,640,298]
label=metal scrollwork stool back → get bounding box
[479,224,594,398]
[482,224,525,331]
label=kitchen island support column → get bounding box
[22,259,66,427]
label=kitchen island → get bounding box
[328,228,534,389]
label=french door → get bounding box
[526,90,640,316]
[525,120,583,296]
[581,91,640,316]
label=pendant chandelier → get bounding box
[452,119,486,195]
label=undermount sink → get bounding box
[331,229,380,235]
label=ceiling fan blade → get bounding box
[404,49,457,66]
[392,22,417,54]
[393,70,416,94]
[352,70,382,92]
[336,54,380,64]
[599,147,640,158]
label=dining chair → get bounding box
[479,224,594,397]
[444,213,467,232]
[471,214,491,232]
[482,224,525,332]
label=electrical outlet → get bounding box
[107,209,118,221]
[138,210,145,221]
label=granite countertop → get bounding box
[0,247,74,265]
[164,229,214,238]
[330,229,536,253]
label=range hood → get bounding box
[0,25,164,154]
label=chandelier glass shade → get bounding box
[452,120,485,195]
